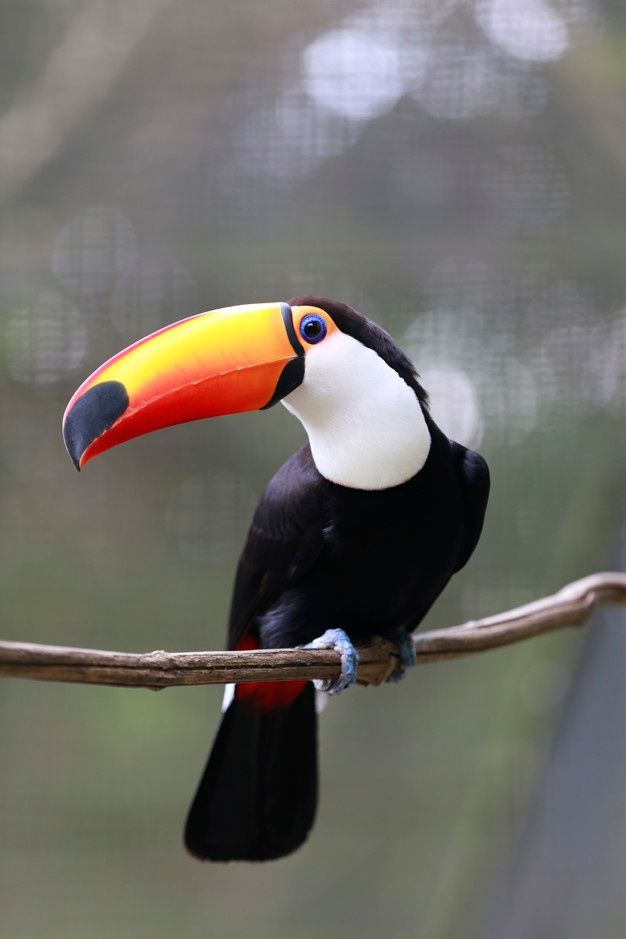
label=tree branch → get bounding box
[1,572,624,690]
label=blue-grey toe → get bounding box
[304,628,359,695]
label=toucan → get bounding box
[63,296,489,862]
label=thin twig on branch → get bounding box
[0,572,624,690]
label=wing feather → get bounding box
[451,441,490,572]
[227,446,326,649]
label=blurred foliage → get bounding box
[0,1,625,938]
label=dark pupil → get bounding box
[304,319,322,339]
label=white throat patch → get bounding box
[282,331,430,490]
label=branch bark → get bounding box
[1,572,624,690]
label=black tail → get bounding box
[184,683,317,861]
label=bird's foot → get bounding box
[387,626,416,683]
[304,628,359,695]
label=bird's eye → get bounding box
[299,313,327,345]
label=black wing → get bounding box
[450,441,490,572]
[227,445,327,650]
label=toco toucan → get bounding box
[63,296,489,862]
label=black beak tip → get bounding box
[62,420,84,471]
[62,380,129,471]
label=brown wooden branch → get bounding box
[1,572,624,690]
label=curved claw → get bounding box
[304,628,359,695]
[387,627,417,683]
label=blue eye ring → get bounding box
[299,313,327,345]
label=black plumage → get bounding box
[184,297,489,862]
[185,684,317,862]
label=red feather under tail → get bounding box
[234,634,308,712]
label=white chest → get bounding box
[283,331,430,490]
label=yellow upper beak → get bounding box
[63,302,304,469]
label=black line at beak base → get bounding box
[280,302,304,356]
[260,357,305,410]
[63,380,129,469]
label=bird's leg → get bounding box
[386,626,417,683]
[303,628,359,695]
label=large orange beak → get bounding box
[63,302,304,469]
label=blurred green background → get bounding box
[0,1,625,937]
